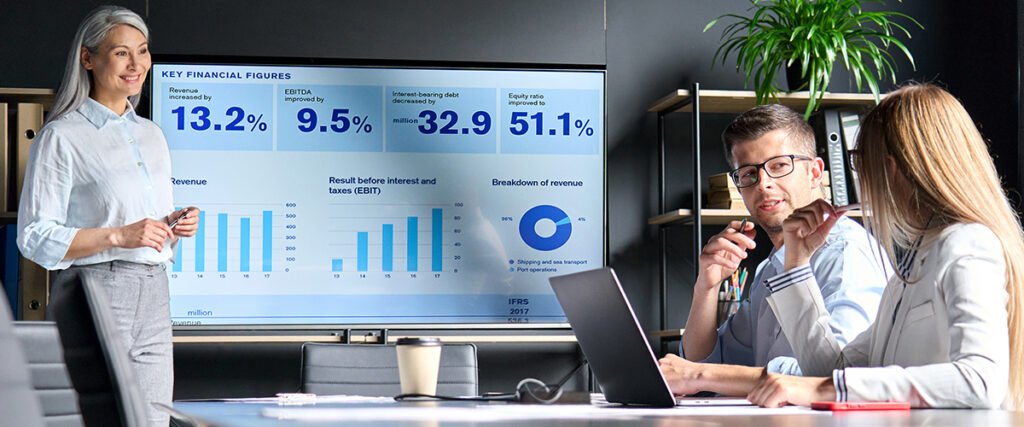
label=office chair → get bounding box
[48,269,149,427]
[14,321,84,427]
[0,291,46,427]
[301,343,478,396]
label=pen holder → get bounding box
[716,299,739,325]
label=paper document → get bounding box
[264,402,818,422]
[177,394,394,405]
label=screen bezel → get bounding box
[148,54,608,331]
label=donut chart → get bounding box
[519,205,572,251]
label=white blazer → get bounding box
[763,222,1009,408]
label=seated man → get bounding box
[674,104,888,385]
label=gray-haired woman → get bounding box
[18,6,199,424]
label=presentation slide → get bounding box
[151,64,605,326]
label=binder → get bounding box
[812,109,849,206]
[839,110,862,203]
[16,102,43,206]
[1,225,18,317]
[16,103,48,320]
[0,102,7,212]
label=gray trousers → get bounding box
[59,261,173,426]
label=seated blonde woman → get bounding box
[660,83,1023,409]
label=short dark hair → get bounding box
[721,104,816,166]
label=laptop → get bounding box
[549,267,678,407]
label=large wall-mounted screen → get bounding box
[150,62,605,327]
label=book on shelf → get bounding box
[708,172,743,210]
[708,172,734,189]
[708,189,740,203]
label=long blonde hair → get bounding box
[854,83,1024,408]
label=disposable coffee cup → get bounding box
[396,337,442,395]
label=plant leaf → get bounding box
[703,18,721,33]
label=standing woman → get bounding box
[742,83,1024,408]
[17,6,198,424]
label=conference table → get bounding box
[168,396,1023,426]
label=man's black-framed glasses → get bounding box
[728,154,814,188]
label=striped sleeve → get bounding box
[763,264,812,294]
[833,369,847,401]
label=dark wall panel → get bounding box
[0,1,604,89]
[0,1,147,88]
[148,0,606,65]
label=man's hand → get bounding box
[781,199,851,270]
[746,372,836,408]
[696,220,756,292]
[114,218,173,252]
[658,354,706,396]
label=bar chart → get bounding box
[328,204,455,273]
[172,204,292,273]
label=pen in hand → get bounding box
[169,209,190,228]
[737,218,748,233]
[730,219,749,245]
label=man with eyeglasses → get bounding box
[659,104,889,394]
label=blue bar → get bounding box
[240,218,250,272]
[195,211,205,272]
[382,224,393,271]
[263,211,272,272]
[358,232,368,271]
[218,214,227,272]
[407,217,418,272]
[432,208,442,271]
[173,206,182,272]
[332,259,343,272]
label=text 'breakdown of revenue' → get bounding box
[162,83,274,151]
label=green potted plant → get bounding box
[705,0,922,118]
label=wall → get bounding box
[1,0,1018,397]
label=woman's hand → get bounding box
[167,207,200,237]
[114,218,173,252]
[747,373,836,407]
[781,199,850,270]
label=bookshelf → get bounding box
[1,88,56,321]
[648,208,863,226]
[647,85,879,336]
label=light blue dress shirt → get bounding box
[695,216,890,375]
[17,98,177,270]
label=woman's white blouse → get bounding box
[17,98,176,270]
[764,223,1009,408]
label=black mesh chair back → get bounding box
[0,290,45,426]
[48,269,148,427]
[301,343,478,397]
[14,321,84,427]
